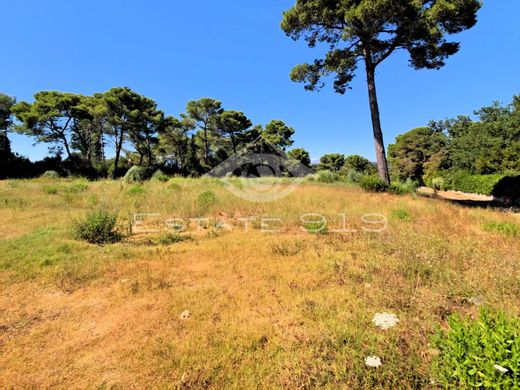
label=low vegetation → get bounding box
[0,178,518,388]
[71,208,122,244]
[432,309,519,388]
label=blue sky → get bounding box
[1,0,519,162]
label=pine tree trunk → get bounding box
[365,60,391,185]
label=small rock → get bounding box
[179,310,191,320]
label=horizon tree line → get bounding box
[0,88,316,178]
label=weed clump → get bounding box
[72,209,122,244]
[432,309,520,388]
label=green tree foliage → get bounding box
[343,154,376,175]
[158,116,194,175]
[216,110,252,154]
[0,93,16,162]
[103,87,165,177]
[388,127,447,183]
[185,98,223,170]
[391,96,520,186]
[281,0,481,184]
[319,153,345,172]
[5,89,304,179]
[261,120,295,151]
[287,147,311,168]
[12,91,85,158]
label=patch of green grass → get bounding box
[65,182,89,193]
[483,221,520,238]
[0,228,84,279]
[391,208,412,221]
[43,185,60,195]
[157,232,191,245]
[127,185,146,196]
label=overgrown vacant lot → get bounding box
[0,178,519,388]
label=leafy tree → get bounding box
[70,94,107,166]
[216,110,252,154]
[287,147,311,168]
[262,120,295,150]
[388,127,447,182]
[12,91,85,158]
[281,0,481,184]
[103,87,163,177]
[185,98,223,169]
[344,154,375,174]
[0,93,16,162]
[319,153,345,172]
[158,116,194,174]
[127,97,164,166]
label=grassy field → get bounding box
[0,177,519,388]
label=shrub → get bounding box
[492,175,520,198]
[483,221,520,238]
[432,309,520,388]
[340,168,364,185]
[359,175,389,192]
[431,177,447,191]
[43,185,59,195]
[316,170,339,183]
[391,209,411,221]
[72,209,122,244]
[151,169,169,182]
[431,171,514,196]
[123,166,153,183]
[198,190,217,205]
[41,170,60,179]
[388,179,419,195]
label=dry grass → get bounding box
[0,178,519,388]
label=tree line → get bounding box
[388,95,520,186]
[0,88,312,179]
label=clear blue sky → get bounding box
[1,0,519,162]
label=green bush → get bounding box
[72,209,122,244]
[388,178,419,195]
[123,166,153,183]
[340,168,364,184]
[359,175,389,192]
[432,171,506,195]
[431,177,447,191]
[198,190,217,205]
[41,170,61,179]
[43,185,59,195]
[150,169,169,182]
[492,175,520,198]
[316,170,339,183]
[432,309,520,388]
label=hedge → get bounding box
[431,170,520,198]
